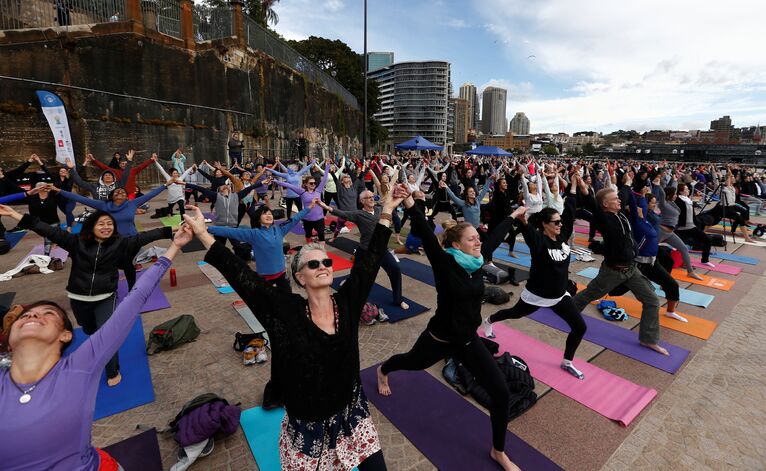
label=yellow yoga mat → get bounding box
[578,283,718,340]
[671,269,734,291]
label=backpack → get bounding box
[147,315,200,355]
[483,285,511,305]
[232,331,268,352]
[167,393,229,435]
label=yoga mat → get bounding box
[399,258,435,286]
[289,223,305,235]
[479,324,657,426]
[576,267,715,308]
[240,407,284,471]
[159,214,182,228]
[591,294,717,341]
[59,222,82,234]
[327,236,360,255]
[26,245,69,264]
[690,258,741,275]
[671,269,734,291]
[0,291,16,313]
[202,211,216,221]
[103,428,163,471]
[707,251,759,265]
[5,231,26,249]
[574,236,591,247]
[360,367,564,471]
[65,317,155,420]
[492,248,532,268]
[331,275,429,322]
[117,271,170,313]
[197,261,235,294]
[232,300,270,347]
[327,251,353,271]
[527,307,690,374]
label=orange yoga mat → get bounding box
[671,269,735,291]
[577,283,717,340]
[326,251,354,271]
[573,236,591,247]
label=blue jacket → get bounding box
[60,185,165,236]
[445,183,491,228]
[270,161,314,198]
[628,192,658,257]
[207,207,310,276]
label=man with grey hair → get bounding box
[320,190,409,311]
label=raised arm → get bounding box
[58,189,107,211]
[415,163,426,187]
[185,183,217,200]
[316,163,331,193]
[67,163,98,197]
[154,160,171,180]
[131,183,167,208]
[11,211,79,253]
[445,186,466,208]
[273,179,303,194]
[403,196,452,269]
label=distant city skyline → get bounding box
[271,0,766,134]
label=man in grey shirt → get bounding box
[320,190,409,310]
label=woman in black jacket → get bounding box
[0,206,172,386]
[377,195,519,471]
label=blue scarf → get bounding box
[445,248,484,274]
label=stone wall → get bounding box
[0,28,361,169]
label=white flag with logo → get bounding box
[36,91,75,164]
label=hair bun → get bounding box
[441,219,457,231]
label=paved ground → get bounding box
[2,198,765,470]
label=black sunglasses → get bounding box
[548,220,563,226]
[304,258,333,269]
[307,181,317,185]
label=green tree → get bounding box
[287,36,381,119]
[582,143,597,156]
[369,118,388,146]
[197,0,280,27]
[542,144,559,155]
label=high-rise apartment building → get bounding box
[481,86,507,135]
[367,52,394,72]
[449,97,469,144]
[459,83,479,130]
[710,115,734,132]
[369,61,451,146]
[509,112,530,135]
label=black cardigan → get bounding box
[406,204,484,343]
[206,222,392,421]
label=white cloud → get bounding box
[446,18,468,28]
[474,0,766,132]
[324,0,344,12]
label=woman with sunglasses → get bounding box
[376,192,519,471]
[483,173,588,380]
[184,186,409,470]
[0,220,189,471]
[273,163,330,247]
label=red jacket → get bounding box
[91,158,154,197]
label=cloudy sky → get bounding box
[271,0,766,134]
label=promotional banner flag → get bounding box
[36,91,75,164]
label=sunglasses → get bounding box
[307,181,317,185]
[303,258,333,270]
[547,220,563,226]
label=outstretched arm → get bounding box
[316,163,331,193]
[58,189,107,211]
[445,186,466,208]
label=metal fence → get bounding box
[192,4,232,42]
[141,0,180,39]
[0,0,125,30]
[244,16,359,110]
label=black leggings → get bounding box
[381,332,510,451]
[429,201,457,221]
[285,197,303,219]
[323,191,339,215]
[167,200,185,216]
[490,296,586,361]
[676,226,712,263]
[357,450,386,470]
[575,208,598,240]
[70,294,119,378]
[302,219,325,241]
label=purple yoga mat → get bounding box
[27,245,69,264]
[360,366,563,471]
[103,428,163,471]
[117,270,171,313]
[528,308,689,374]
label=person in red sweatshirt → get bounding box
[86,149,154,199]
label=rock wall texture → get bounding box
[0,29,361,168]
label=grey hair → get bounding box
[359,190,373,203]
[290,242,328,287]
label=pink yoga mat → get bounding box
[27,245,69,264]
[690,259,741,275]
[480,324,656,427]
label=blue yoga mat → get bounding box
[492,248,532,268]
[528,308,690,374]
[65,317,155,420]
[5,230,26,249]
[399,258,435,286]
[708,250,759,265]
[331,275,429,322]
[240,407,284,471]
[576,267,715,308]
[59,223,82,234]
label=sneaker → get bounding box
[376,309,389,323]
[177,437,214,460]
[364,317,377,326]
[702,261,716,268]
[560,362,585,380]
[255,349,268,363]
[483,317,495,338]
[339,226,350,234]
[243,346,257,365]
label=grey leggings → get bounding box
[657,230,694,273]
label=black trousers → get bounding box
[167,200,185,216]
[676,226,712,263]
[429,201,457,221]
[490,296,586,361]
[70,294,119,378]
[575,208,598,240]
[358,450,386,470]
[381,332,510,451]
[285,197,303,219]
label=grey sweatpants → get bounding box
[658,230,694,274]
[573,263,661,344]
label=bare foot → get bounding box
[640,342,670,356]
[376,365,391,396]
[688,271,704,281]
[507,252,518,258]
[107,372,122,387]
[490,448,521,471]
[396,237,403,245]
[400,301,409,310]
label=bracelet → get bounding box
[379,212,393,222]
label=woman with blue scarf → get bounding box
[376,193,520,471]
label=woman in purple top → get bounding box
[0,228,190,471]
[273,162,330,246]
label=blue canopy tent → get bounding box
[465,146,513,156]
[395,135,444,151]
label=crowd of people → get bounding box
[0,146,764,470]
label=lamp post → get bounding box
[362,0,368,159]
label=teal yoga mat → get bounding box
[240,407,284,471]
[576,267,715,308]
[492,248,532,268]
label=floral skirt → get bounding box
[279,386,381,470]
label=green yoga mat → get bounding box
[159,214,182,228]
